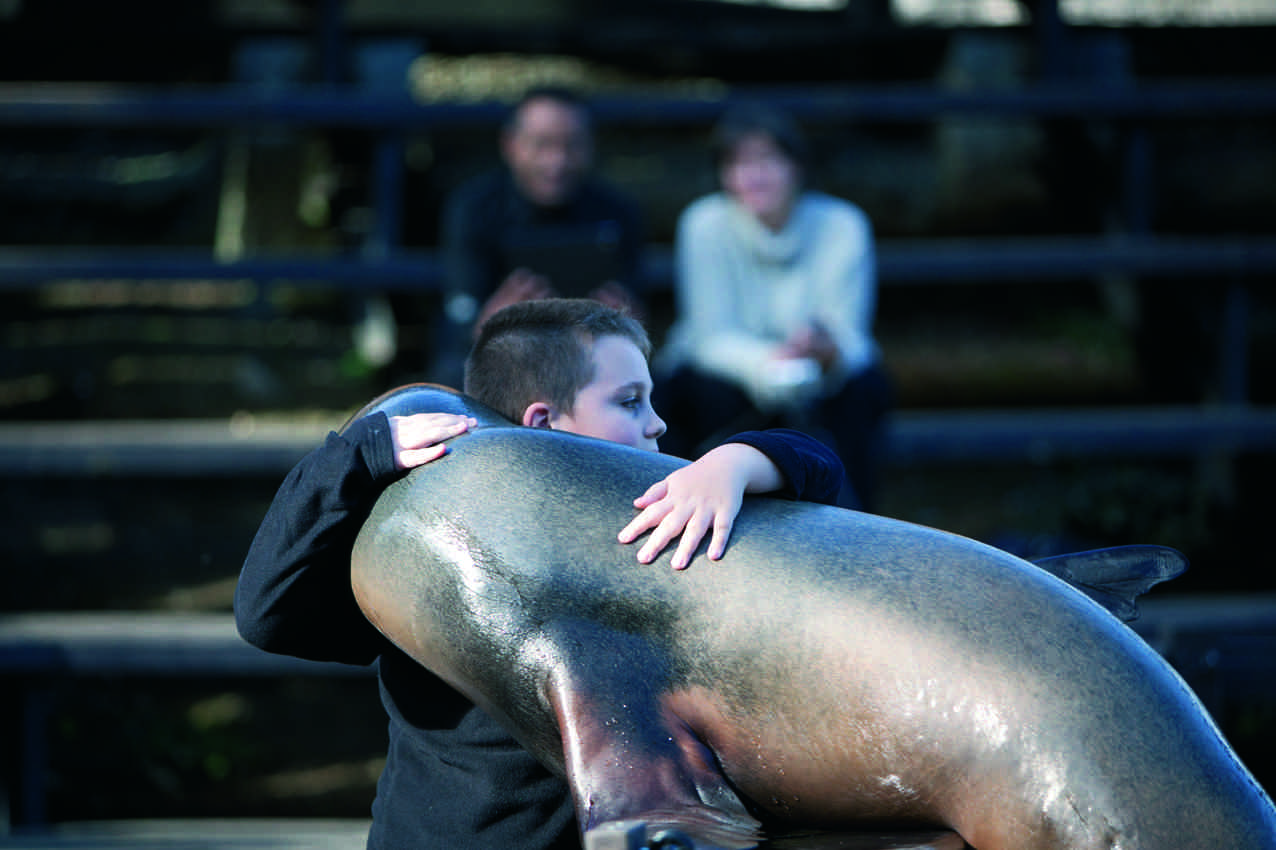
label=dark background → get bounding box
[1,0,1274,829]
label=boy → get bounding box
[235,299,843,848]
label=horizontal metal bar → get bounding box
[0,613,373,677]
[0,418,332,478]
[1,236,1274,290]
[887,405,1276,463]
[2,406,1274,478]
[3,602,1275,678]
[877,236,1276,282]
[1,80,1275,130]
[0,249,443,289]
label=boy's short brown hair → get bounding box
[463,298,651,423]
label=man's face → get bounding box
[502,97,593,208]
[548,335,665,452]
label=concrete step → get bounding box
[0,820,368,849]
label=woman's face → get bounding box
[720,131,800,231]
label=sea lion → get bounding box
[349,384,1276,849]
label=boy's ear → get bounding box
[522,402,554,429]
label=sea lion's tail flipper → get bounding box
[1032,545,1189,623]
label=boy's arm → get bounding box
[722,428,845,506]
[234,412,474,664]
[618,429,845,570]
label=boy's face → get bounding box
[548,335,665,452]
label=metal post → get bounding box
[18,688,49,827]
[1033,0,1068,80]
[1219,279,1251,405]
[367,134,405,260]
[317,0,348,85]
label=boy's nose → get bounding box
[646,413,667,440]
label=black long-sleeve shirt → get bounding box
[235,414,843,849]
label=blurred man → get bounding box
[432,86,645,387]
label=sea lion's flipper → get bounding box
[1032,545,1188,622]
[543,621,761,850]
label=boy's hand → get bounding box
[618,444,776,570]
[389,413,477,470]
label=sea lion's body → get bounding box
[350,385,1276,849]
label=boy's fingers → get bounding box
[618,505,657,543]
[389,414,476,470]
[440,419,474,440]
[617,518,643,544]
[672,512,716,569]
[636,527,672,563]
[670,529,702,570]
[707,515,734,561]
[397,443,449,469]
[643,505,694,566]
[638,508,691,564]
[619,498,674,543]
[396,414,474,449]
[633,480,668,509]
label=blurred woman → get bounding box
[655,101,893,511]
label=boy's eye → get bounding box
[619,396,641,410]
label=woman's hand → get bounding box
[778,320,839,372]
[389,413,477,470]
[618,443,781,570]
